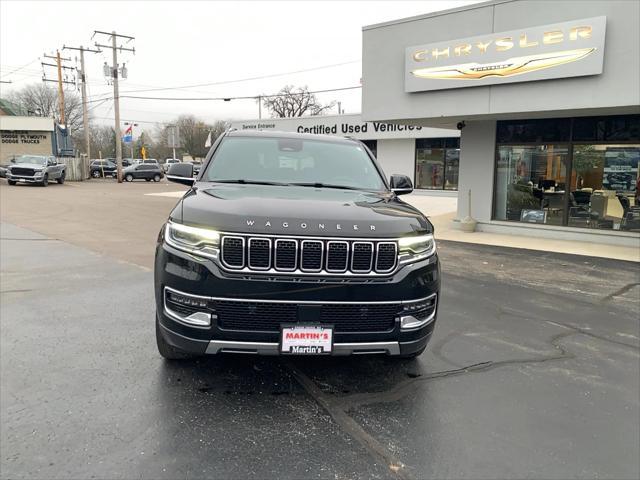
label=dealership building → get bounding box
[230,114,460,195]
[362,0,639,246]
[0,99,56,164]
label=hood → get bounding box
[9,163,45,169]
[172,183,432,238]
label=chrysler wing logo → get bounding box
[410,48,596,80]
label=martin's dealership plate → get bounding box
[280,325,333,355]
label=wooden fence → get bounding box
[59,156,91,181]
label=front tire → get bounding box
[7,180,16,185]
[156,320,194,360]
[125,174,133,182]
[92,170,101,178]
[57,172,65,184]
[153,174,161,182]
[40,175,48,187]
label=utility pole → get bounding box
[93,30,135,183]
[63,45,101,162]
[337,101,342,115]
[42,51,75,124]
[257,95,262,119]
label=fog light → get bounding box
[400,295,437,331]
[164,288,214,327]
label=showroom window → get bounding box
[415,138,459,190]
[493,115,640,231]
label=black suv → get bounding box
[155,131,440,359]
[90,160,117,178]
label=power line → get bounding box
[87,59,361,96]
[85,85,362,104]
[0,58,39,78]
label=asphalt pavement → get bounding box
[1,180,639,479]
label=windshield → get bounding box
[15,155,47,166]
[204,136,385,191]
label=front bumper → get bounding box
[6,174,42,183]
[155,241,440,356]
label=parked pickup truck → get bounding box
[6,155,66,187]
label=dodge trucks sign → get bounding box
[405,16,606,92]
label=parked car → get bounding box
[5,155,66,186]
[143,159,159,165]
[104,158,133,168]
[163,159,180,173]
[90,160,117,178]
[123,163,164,182]
[155,130,439,360]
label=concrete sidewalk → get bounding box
[404,195,640,263]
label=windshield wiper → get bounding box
[213,179,290,186]
[289,182,362,191]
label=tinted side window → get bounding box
[497,119,571,143]
[573,115,640,142]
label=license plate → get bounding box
[281,325,333,355]
[19,179,26,183]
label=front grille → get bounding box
[10,167,35,176]
[220,234,398,275]
[215,300,400,332]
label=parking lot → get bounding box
[1,179,639,479]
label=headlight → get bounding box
[398,234,436,264]
[165,221,220,259]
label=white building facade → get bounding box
[362,0,640,246]
[230,114,460,195]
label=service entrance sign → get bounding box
[405,16,606,92]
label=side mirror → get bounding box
[10,158,15,163]
[167,163,195,186]
[390,174,413,195]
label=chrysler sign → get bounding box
[405,16,606,92]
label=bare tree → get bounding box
[7,83,84,133]
[149,118,228,160]
[262,85,336,118]
[69,124,117,159]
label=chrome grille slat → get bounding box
[248,238,271,270]
[351,241,374,273]
[376,242,397,273]
[221,236,245,268]
[301,240,323,272]
[274,239,297,271]
[220,235,400,275]
[326,241,349,273]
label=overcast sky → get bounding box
[1,0,479,129]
